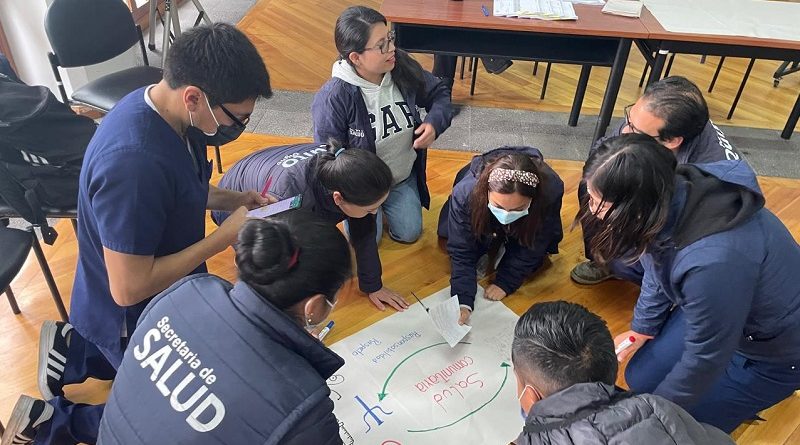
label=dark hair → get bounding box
[641,76,709,142]
[164,22,272,106]
[580,133,677,264]
[512,301,617,396]
[470,154,546,247]
[334,6,426,97]
[315,141,393,206]
[235,213,351,319]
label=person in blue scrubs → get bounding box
[581,133,800,433]
[2,23,272,445]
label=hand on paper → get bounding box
[368,287,410,312]
[459,307,472,325]
[614,330,653,362]
[484,284,508,301]
[240,190,276,210]
[412,123,436,149]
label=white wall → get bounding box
[0,0,139,99]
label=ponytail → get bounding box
[314,139,393,206]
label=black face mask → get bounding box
[188,91,248,146]
[205,123,245,146]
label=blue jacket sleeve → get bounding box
[348,214,382,294]
[652,249,757,407]
[446,188,482,309]
[630,255,674,336]
[311,82,350,146]
[417,70,453,139]
[494,196,563,296]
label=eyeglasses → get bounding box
[363,30,396,54]
[622,104,644,135]
[218,103,250,129]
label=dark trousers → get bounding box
[35,332,123,445]
[577,180,644,284]
[626,308,800,433]
[432,54,512,80]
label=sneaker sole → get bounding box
[569,269,614,285]
[1,396,53,445]
[37,321,59,401]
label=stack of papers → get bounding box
[494,0,579,20]
[601,0,643,18]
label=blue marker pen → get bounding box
[318,320,335,341]
[481,5,490,17]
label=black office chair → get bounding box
[0,203,75,322]
[0,223,67,321]
[44,0,163,112]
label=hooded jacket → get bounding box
[515,382,733,445]
[311,58,453,209]
[211,144,383,293]
[98,274,344,445]
[593,119,743,164]
[438,147,564,308]
[632,159,800,407]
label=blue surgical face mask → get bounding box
[488,203,529,225]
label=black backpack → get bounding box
[0,73,97,244]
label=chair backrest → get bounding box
[45,0,139,68]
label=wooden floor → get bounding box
[1,133,799,443]
[239,0,800,132]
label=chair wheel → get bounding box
[148,44,156,51]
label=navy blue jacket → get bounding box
[212,144,383,293]
[633,160,800,407]
[595,119,743,164]
[98,274,344,445]
[311,69,452,209]
[439,147,564,308]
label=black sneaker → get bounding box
[37,320,72,400]
[1,395,53,445]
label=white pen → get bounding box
[615,335,636,356]
[318,320,335,341]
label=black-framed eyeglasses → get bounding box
[218,103,250,129]
[622,104,643,135]
[363,30,396,54]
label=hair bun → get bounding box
[235,219,296,286]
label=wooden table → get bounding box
[638,7,800,139]
[381,0,650,142]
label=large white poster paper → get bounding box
[328,287,523,445]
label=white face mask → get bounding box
[188,91,220,137]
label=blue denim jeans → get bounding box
[378,171,423,244]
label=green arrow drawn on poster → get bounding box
[377,342,471,401]
[406,362,511,433]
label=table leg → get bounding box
[781,91,800,140]
[148,0,157,50]
[647,48,669,85]
[593,38,631,142]
[569,65,592,127]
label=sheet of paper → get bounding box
[643,0,800,42]
[494,0,579,19]
[428,295,472,347]
[327,286,522,444]
[602,0,643,17]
